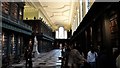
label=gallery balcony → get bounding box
[1,12,32,35]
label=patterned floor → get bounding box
[11,49,62,68]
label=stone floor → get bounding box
[11,49,62,68]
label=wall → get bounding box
[24,8,39,19]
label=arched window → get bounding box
[55,27,67,39]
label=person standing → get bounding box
[25,39,33,68]
[25,46,29,68]
[28,47,32,68]
[68,44,86,68]
[87,47,97,68]
[116,54,120,68]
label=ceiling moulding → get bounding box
[44,5,70,9]
[38,0,78,2]
[49,13,69,18]
[69,2,75,28]
[62,9,70,13]
[64,19,69,22]
[25,2,36,8]
[41,4,71,31]
[37,5,57,31]
[25,0,79,2]
[63,11,70,17]
[53,13,63,16]
[44,6,71,12]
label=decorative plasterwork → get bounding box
[24,0,78,31]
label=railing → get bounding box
[2,12,32,31]
[18,20,32,30]
[42,33,54,41]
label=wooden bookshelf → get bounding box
[2,2,9,14]
[11,3,18,19]
[109,14,119,47]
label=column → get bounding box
[89,0,95,7]
[79,0,83,22]
[0,9,1,66]
[82,0,88,17]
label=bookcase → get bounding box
[10,3,18,21]
[2,2,9,14]
[109,14,119,48]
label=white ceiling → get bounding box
[41,2,71,29]
[25,0,78,31]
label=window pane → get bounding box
[55,27,67,39]
[64,30,67,39]
[59,27,64,39]
[55,31,59,39]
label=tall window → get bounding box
[56,31,59,39]
[59,27,64,39]
[64,30,67,39]
[55,27,67,39]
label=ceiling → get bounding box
[25,0,78,31]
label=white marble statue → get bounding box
[32,36,39,58]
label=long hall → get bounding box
[1,0,120,68]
